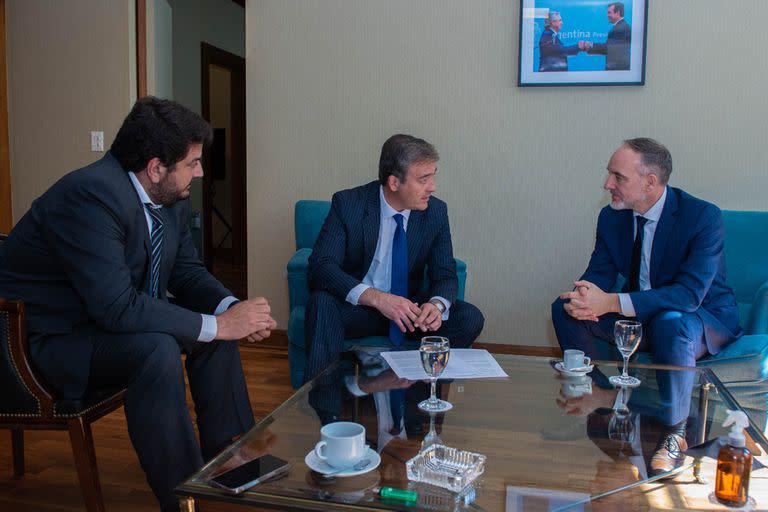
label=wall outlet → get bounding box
[90,131,104,152]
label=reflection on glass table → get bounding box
[176,354,767,512]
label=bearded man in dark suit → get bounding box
[0,97,277,511]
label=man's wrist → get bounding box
[429,298,446,314]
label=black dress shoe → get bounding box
[650,431,688,477]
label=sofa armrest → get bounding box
[748,279,768,335]
[287,248,312,311]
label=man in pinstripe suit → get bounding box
[305,134,485,382]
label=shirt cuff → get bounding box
[215,296,239,315]
[430,296,451,321]
[618,293,637,317]
[198,314,217,342]
[346,284,371,305]
[344,375,368,397]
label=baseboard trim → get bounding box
[238,332,559,358]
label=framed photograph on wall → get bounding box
[518,0,648,86]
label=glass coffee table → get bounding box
[176,354,767,511]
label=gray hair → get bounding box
[544,11,562,29]
[623,137,673,184]
[378,134,439,185]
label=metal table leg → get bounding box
[694,382,712,483]
[179,496,196,512]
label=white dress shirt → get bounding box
[128,172,237,341]
[618,187,668,317]
[345,186,450,319]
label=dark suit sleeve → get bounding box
[426,203,458,303]
[629,205,725,322]
[41,186,204,341]
[307,191,362,301]
[540,35,580,58]
[580,211,620,292]
[167,202,233,313]
[589,21,631,55]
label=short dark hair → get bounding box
[623,137,673,184]
[378,134,439,185]
[110,96,213,173]
[609,2,624,16]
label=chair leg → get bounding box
[67,417,106,512]
[11,429,24,478]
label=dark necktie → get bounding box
[628,216,647,292]
[389,214,408,432]
[388,213,408,346]
[145,204,164,298]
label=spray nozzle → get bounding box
[723,410,749,448]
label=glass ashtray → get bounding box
[405,444,486,492]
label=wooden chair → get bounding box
[0,233,126,512]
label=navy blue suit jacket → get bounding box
[538,28,580,72]
[308,181,457,305]
[588,18,631,70]
[581,187,740,354]
[0,152,231,395]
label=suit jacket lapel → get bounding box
[362,184,379,273]
[406,210,424,272]
[618,209,634,280]
[649,188,677,287]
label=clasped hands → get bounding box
[216,297,278,342]
[578,40,594,51]
[559,280,619,322]
[360,288,442,333]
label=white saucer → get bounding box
[305,447,381,477]
[554,361,594,377]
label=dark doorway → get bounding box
[201,42,247,298]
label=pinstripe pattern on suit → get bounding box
[305,181,483,381]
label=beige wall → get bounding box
[246,1,768,347]
[6,0,134,221]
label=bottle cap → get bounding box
[723,409,749,448]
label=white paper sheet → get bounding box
[380,349,508,380]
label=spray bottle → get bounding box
[715,410,752,507]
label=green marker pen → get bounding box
[379,486,418,502]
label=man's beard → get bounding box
[150,175,187,206]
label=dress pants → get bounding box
[551,298,708,426]
[305,291,485,383]
[31,327,255,512]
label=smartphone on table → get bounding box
[209,454,291,494]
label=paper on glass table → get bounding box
[381,349,508,380]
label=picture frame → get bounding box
[518,0,648,86]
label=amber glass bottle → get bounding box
[715,416,752,507]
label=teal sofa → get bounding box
[286,200,467,389]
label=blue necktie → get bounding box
[389,214,408,432]
[629,216,647,292]
[145,204,164,298]
[389,213,408,346]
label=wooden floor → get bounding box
[1,344,766,512]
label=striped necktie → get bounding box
[144,203,164,298]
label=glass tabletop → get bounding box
[177,353,767,511]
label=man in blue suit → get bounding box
[0,97,277,511]
[584,2,631,70]
[552,137,740,476]
[538,11,581,72]
[305,134,484,383]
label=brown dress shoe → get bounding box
[650,432,688,478]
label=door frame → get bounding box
[200,42,247,269]
[0,0,13,233]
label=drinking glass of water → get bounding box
[418,336,452,412]
[609,320,642,388]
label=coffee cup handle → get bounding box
[583,356,591,367]
[314,441,328,461]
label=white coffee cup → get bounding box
[563,349,591,370]
[314,422,366,468]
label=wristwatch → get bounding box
[429,299,446,314]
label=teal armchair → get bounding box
[591,210,768,427]
[287,200,467,389]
